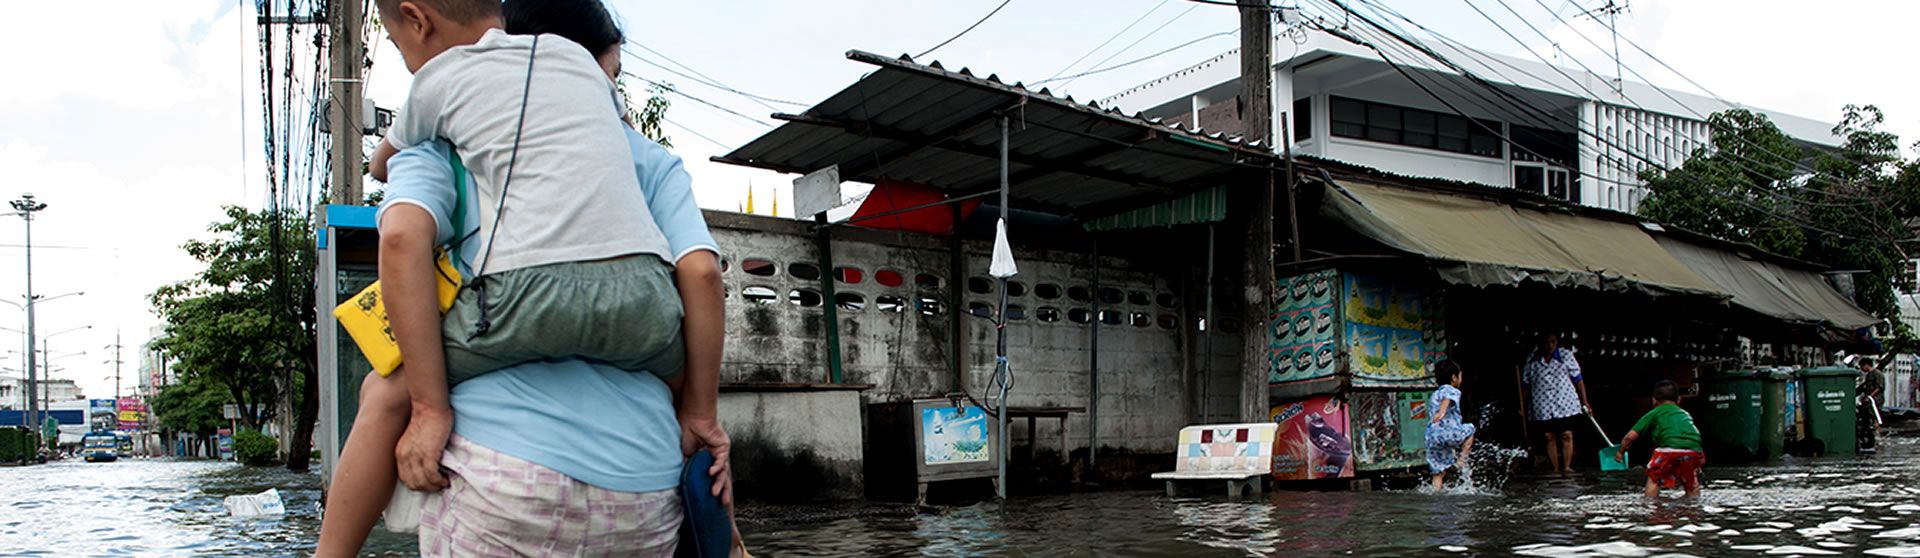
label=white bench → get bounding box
[1150,423,1278,499]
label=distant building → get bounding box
[138,325,169,397]
[0,376,82,410]
[1101,26,1839,214]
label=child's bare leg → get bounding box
[316,369,413,557]
[1683,477,1700,499]
[1459,435,1476,469]
[1431,471,1446,490]
[1643,478,1660,499]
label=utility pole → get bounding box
[329,0,365,205]
[10,194,45,435]
[1237,0,1277,424]
[107,331,124,400]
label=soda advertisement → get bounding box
[116,398,148,431]
[1270,396,1355,480]
[1351,391,1430,471]
[921,405,991,465]
[1269,269,1339,384]
[1344,273,1448,387]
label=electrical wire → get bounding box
[1058,3,1202,89]
[1034,30,1238,85]
[1046,0,1172,82]
[621,71,773,128]
[624,42,806,110]
[915,0,1015,60]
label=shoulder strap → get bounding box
[447,151,472,254]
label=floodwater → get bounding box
[2,435,1917,557]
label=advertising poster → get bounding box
[1270,396,1355,480]
[1350,391,1431,471]
[1344,273,1447,387]
[921,405,990,466]
[216,428,235,461]
[88,399,117,430]
[1270,269,1339,384]
[116,398,148,431]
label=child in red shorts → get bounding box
[1615,380,1705,498]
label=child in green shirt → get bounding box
[1615,380,1705,498]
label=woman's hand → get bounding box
[396,405,454,492]
[681,414,734,509]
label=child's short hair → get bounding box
[1433,359,1461,385]
[377,0,501,24]
[1652,379,1680,402]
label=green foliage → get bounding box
[149,376,230,436]
[151,206,319,469]
[1638,109,1807,258]
[1640,106,1920,321]
[233,429,279,466]
[617,77,674,148]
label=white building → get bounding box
[0,375,83,410]
[137,325,169,397]
[1100,26,1839,214]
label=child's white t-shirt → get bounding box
[388,29,670,274]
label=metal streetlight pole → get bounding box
[10,194,45,432]
[40,325,91,419]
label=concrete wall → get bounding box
[719,389,865,502]
[711,212,1230,463]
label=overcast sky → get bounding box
[0,0,1913,401]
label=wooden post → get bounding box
[1238,0,1277,424]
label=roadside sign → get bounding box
[223,404,240,420]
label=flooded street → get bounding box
[1,434,1915,556]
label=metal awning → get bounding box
[716,51,1279,219]
[1655,235,1878,330]
[1321,180,1724,297]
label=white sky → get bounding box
[0,0,1913,401]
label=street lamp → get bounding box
[9,193,45,431]
[39,325,91,416]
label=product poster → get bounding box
[1270,396,1355,480]
[1344,273,1447,387]
[1270,269,1339,384]
[921,406,991,465]
[1350,391,1431,471]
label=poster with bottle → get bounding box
[1270,269,1339,384]
[1270,396,1355,480]
[1344,273,1447,387]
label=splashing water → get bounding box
[1422,402,1531,494]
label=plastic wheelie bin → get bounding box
[1692,370,1765,462]
[1795,367,1860,456]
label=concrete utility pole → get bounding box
[328,0,366,205]
[1238,1,1277,424]
[9,194,45,433]
[107,331,124,399]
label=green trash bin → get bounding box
[1796,367,1860,456]
[1758,369,1792,460]
[1691,370,1766,462]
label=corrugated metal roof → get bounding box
[715,50,1283,219]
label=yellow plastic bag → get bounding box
[334,252,463,376]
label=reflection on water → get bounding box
[0,459,412,557]
[2,436,1917,556]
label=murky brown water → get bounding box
[3,433,1917,557]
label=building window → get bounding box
[1330,96,1501,158]
[1293,97,1312,141]
[1514,164,1576,203]
[1901,259,1919,293]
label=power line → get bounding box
[622,43,807,110]
[621,71,774,129]
[662,116,733,150]
[1059,3,1201,89]
[1046,0,1172,82]
[1034,30,1238,86]
[915,0,1015,60]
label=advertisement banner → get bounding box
[1351,391,1431,471]
[1344,273,1448,387]
[88,399,117,430]
[1270,396,1354,480]
[217,428,235,461]
[1269,269,1339,384]
[920,405,991,466]
[116,398,148,431]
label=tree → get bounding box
[1638,109,1808,258]
[1640,106,1919,323]
[149,375,229,437]
[151,206,320,471]
[617,77,674,148]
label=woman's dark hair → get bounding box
[503,0,624,57]
[1434,359,1461,386]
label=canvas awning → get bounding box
[1321,180,1724,297]
[1655,235,1878,330]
